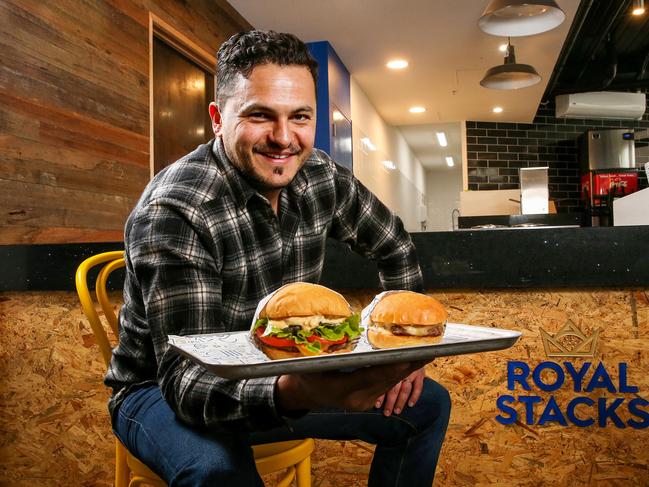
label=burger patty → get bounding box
[253,332,299,352]
[390,324,444,337]
[327,338,358,352]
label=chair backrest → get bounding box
[75,251,125,367]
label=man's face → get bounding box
[210,64,316,192]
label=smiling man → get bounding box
[106,30,450,486]
[211,63,316,208]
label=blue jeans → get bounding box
[114,379,450,486]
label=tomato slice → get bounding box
[255,327,297,348]
[307,334,347,346]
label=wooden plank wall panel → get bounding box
[0,0,251,244]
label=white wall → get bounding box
[350,78,426,232]
[426,167,463,231]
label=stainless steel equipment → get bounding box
[579,129,639,226]
[519,167,549,214]
[579,129,636,171]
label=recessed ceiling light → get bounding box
[493,106,504,113]
[436,132,448,147]
[445,156,455,167]
[632,0,645,15]
[387,59,409,69]
[409,106,426,113]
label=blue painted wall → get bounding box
[307,41,352,170]
[307,41,332,155]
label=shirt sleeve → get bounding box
[124,196,285,433]
[327,162,424,292]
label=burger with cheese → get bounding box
[367,291,447,349]
[251,282,362,359]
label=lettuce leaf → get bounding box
[253,313,362,354]
[253,317,268,331]
[314,314,362,341]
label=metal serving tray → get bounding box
[168,323,522,380]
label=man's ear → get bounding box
[209,102,222,136]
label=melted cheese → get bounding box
[375,322,442,336]
[268,315,347,332]
[398,325,440,336]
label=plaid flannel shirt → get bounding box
[105,139,423,433]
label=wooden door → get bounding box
[152,37,214,174]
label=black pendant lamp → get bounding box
[480,40,541,90]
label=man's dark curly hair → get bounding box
[216,30,319,106]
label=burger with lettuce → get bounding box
[251,282,362,359]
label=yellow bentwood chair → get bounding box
[75,251,314,487]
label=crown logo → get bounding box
[540,322,599,358]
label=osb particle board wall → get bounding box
[0,0,250,245]
[1,289,647,486]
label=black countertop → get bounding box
[323,226,649,289]
[2,226,648,291]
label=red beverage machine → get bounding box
[579,129,639,226]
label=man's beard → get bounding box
[235,143,308,191]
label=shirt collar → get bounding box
[211,138,257,209]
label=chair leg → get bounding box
[129,477,157,487]
[115,441,130,487]
[295,455,312,487]
[275,466,297,487]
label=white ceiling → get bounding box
[227,0,580,168]
[399,122,463,169]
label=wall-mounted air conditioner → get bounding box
[555,91,646,120]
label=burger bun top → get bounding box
[260,282,351,320]
[370,291,447,326]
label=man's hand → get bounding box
[374,367,426,416]
[276,361,428,413]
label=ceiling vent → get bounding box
[555,92,646,120]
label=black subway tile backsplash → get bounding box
[477,152,498,160]
[467,144,487,152]
[477,136,498,145]
[489,160,510,168]
[477,183,500,190]
[497,152,519,160]
[467,94,649,212]
[497,122,518,130]
[497,137,517,145]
